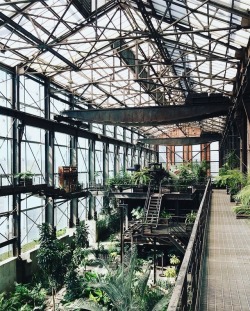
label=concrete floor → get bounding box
[199,189,250,311]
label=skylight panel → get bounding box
[0,51,22,66]
[232,29,250,47]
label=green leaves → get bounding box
[37,223,72,293]
[74,221,89,248]
[0,283,46,311]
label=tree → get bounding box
[37,223,71,311]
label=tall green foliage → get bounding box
[64,222,90,302]
[97,212,120,241]
[74,221,89,248]
[92,248,154,310]
[65,248,172,311]
[37,223,71,310]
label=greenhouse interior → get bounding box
[0,0,250,310]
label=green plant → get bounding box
[164,267,177,278]
[234,184,250,206]
[64,264,82,302]
[97,211,120,241]
[185,210,197,225]
[131,206,144,220]
[160,210,172,220]
[107,170,132,188]
[0,283,46,311]
[233,205,250,215]
[175,164,196,186]
[56,228,66,237]
[93,248,151,310]
[74,221,89,248]
[37,223,71,311]
[169,254,180,266]
[214,169,245,192]
[14,171,34,179]
[191,160,209,183]
[224,151,239,170]
[132,168,151,185]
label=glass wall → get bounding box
[210,142,219,176]
[0,67,155,260]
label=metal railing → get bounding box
[167,178,212,311]
[144,181,152,221]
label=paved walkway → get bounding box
[199,189,250,311]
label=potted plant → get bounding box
[132,168,150,192]
[164,266,177,283]
[233,205,250,219]
[106,170,132,192]
[233,183,250,218]
[159,210,172,224]
[14,171,34,186]
[169,254,180,267]
[131,206,144,221]
[185,210,197,231]
[214,169,245,201]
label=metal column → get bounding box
[12,67,21,256]
[44,78,55,226]
[69,94,79,227]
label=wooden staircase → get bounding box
[145,193,163,228]
[168,233,187,254]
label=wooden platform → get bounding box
[199,189,250,311]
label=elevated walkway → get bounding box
[199,189,250,310]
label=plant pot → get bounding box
[185,224,193,232]
[19,178,33,186]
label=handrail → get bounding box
[156,180,163,227]
[144,181,152,221]
[167,178,212,311]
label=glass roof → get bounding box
[0,0,249,139]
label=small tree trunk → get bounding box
[52,287,56,311]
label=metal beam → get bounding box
[62,101,231,127]
[0,106,153,153]
[0,11,79,71]
[138,134,222,145]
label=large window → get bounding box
[192,145,201,163]
[78,137,89,188]
[159,146,166,168]
[0,67,154,260]
[210,142,219,176]
[175,146,183,164]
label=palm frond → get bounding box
[64,298,105,311]
[152,290,173,311]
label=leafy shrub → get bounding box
[97,212,120,241]
[233,205,250,215]
[0,283,46,311]
[164,267,177,278]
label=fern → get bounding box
[64,298,104,310]
[234,184,250,206]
